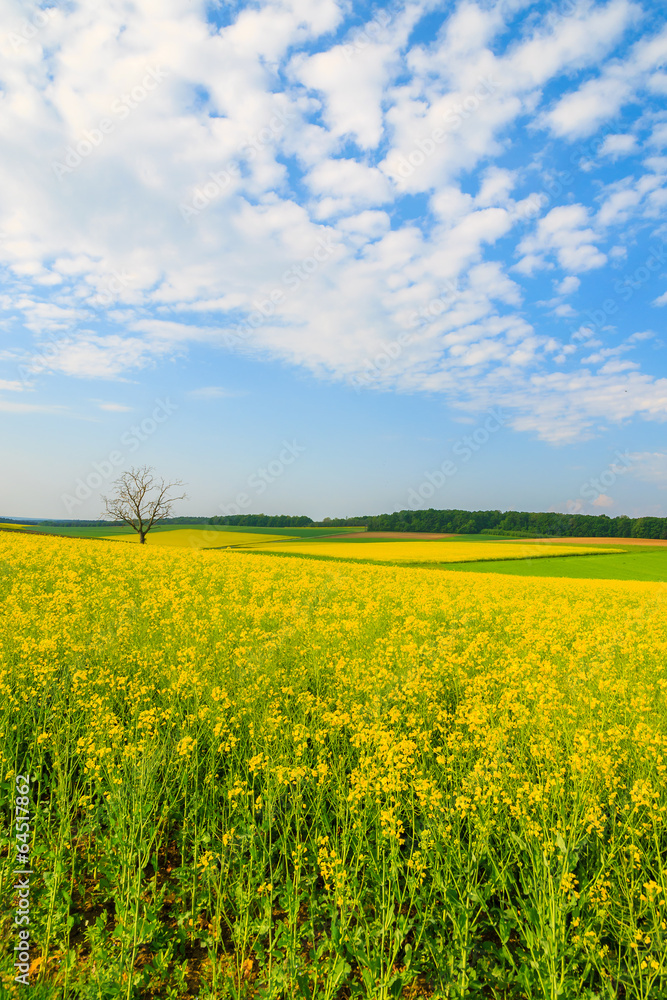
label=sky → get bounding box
[1,0,666,521]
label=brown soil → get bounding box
[526,536,667,546]
[331,531,460,540]
[330,532,667,545]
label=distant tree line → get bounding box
[365,508,667,538]
[160,516,209,524]
[39,519,116,527]
[208,514,314,527]
[312,516,371,528]
[207,514,371,527]
[13,508,667,539]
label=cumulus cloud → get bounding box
[517,204,606,273]
[591,493,615,508]
[555,275,580,295]
[290,6,418,151]
[599,133,638,157]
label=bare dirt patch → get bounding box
[330,533,667,545]
[527,536,667,547]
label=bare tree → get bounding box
[101,466,188,544]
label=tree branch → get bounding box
[100,466,188,543]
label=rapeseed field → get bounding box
[253,540,622,564]
[1,531,666,999]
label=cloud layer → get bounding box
[1,0,666,442]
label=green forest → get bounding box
[363,508,667,538]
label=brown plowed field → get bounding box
[527,536,667,546]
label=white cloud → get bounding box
[543,22,667,139]
[555,275,580,295]
[291,6,416,152]
[31,334,169,380]
[628,330,655,342]
[518,204,606,273]
[594,153,667,229]
[599,133,638,157]
[599,359,640,373]
[306,158,392,217]
[545,72,634,141]
[628,451,667,486]
[591,493,614,507]
[0,399,66,414]
[475,166,516,206]
[649,122,667,147]
[500,369,667,444]
[95,401,133,412]
[506,0,637,89]
[513,252,547,276]
[597,182,642,226]
[337,211,391,239]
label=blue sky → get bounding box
[1,0,666,520]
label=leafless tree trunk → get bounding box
[100,466,187,544]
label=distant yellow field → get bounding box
[101,528,292,549]
[254,539,624,563]
[0,522,27,529]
